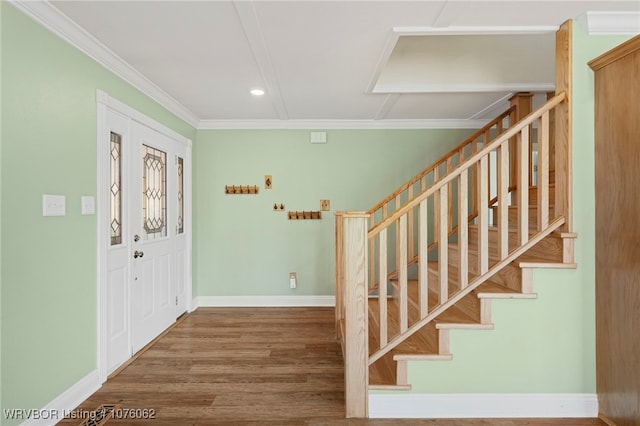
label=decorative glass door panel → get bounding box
[142,145,167,240]
[177,156,184,235]
[110,132,123,246]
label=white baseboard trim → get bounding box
[193,295,335,308]
[369,393,598,418]
[19,370,101,426]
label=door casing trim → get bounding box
[96,90,193,383]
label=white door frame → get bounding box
[96,90,193,383]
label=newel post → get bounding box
[334,211,345,339]
[554,20,573,232]
[342,212,369,418]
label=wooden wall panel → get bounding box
[590,35,640,426]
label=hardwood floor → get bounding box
[58,307,605,425]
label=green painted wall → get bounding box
[0,4,195,424]
[194,129,474,298]
[2,2,634,422]
[392,24,633,395]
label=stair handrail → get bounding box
[368,92,565,238]
[367,105,515,221]
[365,91,566,367]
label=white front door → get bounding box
[130,123,178,353]
[105,109,131,374]
[99,92,192,379]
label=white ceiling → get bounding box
[29,1,640,128]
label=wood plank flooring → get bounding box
[58,307,605,425]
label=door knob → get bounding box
[134,250,144,259]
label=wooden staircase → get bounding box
[367,178,577,389]
[335,79,574,417]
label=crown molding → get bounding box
[10,0,200,129]
[577,11,640,35]
[393,25,558,37]
[372,83,555,94]
[197,118,488,130]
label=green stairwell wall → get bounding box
[193,128,474,299]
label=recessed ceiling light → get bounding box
[250,88,265,96]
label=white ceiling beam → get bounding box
[374,94,402,120]
[431,1,455,27]
[365,30,400,94]
[233,1,289,120]
[467,92,514,120]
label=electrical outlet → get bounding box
[320,199,330,211]
[273,203,285,211]
[289,272,297,289]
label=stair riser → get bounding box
[425,269,480,321]
[491,205,554,230]
[528,183,555,204]
[467,227,564,263]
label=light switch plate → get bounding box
[81,196,95,215]
[43,194,65,216]
[320,199,330,211]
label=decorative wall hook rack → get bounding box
[225,185,259,195]
[288,211,322,220]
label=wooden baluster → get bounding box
[485,129,493,208]
[478,156,489,274]
[378,228,388,347]
[334,212,344,339]
[369,215,375,291]
[529,121,535,188]
[509,92,533,205]
[438,185,448,304]
[458,171,469,289]
[546,92,556,184]
[498,143,510,259]
[537,112,550,230]
[419,199,428,318]
[408,186,414,260]
[518,127,530,245]
[398,215,408,333]
[471,139,479,217]
[394,194,401,288]
[433,167,440,244]
[342,213,369,418]
[447,157,453,234]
